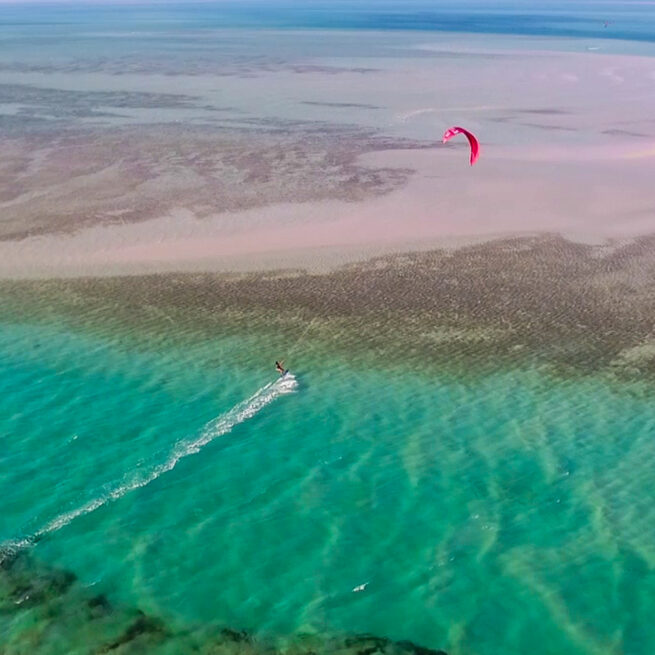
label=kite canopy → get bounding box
[442,126,480,166]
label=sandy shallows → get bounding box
[2,235,655,381]
[2,43,655,277]
[0,124,416,242]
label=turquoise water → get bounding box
[2,318,655,653]
[2,2,655,652]
[2,1,655,74]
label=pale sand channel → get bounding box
[1,35,655,277]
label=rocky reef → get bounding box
[0,547,448,655]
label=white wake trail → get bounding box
[2,374,297,559]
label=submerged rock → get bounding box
[283,634,447,655]
[0,550,448,655]
[98,610,168,652]
[0,549,75,612]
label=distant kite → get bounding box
[442,126,480,166]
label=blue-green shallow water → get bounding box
[2,319,655,654]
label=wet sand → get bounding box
[2,35,655,277]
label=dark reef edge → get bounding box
[1,546,447,655]
[1,234,655,385]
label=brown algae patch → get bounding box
[1,235,655,381]
[0,124,415,240]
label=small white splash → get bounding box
[322,455,343,465]
[352,582,369,593]
[0,537,34,562]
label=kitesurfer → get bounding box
[275,360,287,376]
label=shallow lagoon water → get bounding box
[2,2,655,653]
[2,315,655,654]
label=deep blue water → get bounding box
[0,1,654,43]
